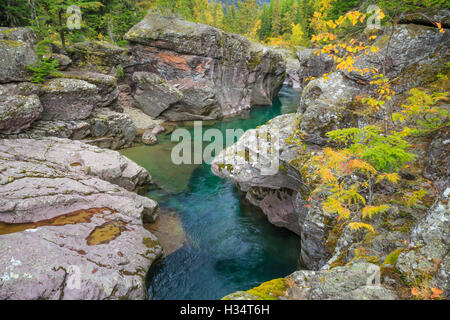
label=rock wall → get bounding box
[122,13,286,120]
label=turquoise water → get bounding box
[121,87,302,300]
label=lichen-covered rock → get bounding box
[141,129,157,145]
[299,72,360,145]
[345,24,449,83]
[68,40,128,74]
[0,137,160,299]
[50,53,72,70]
[398,9,450,29]
[271,47,301,89]
[132,72,183,118]
[87,108,137,150]
[297,24,449,145]
[223,278,290,300]
[123,13,285,120]
[40,78,99,121]
[0,27,37,83]
[61,71,119,108]
[396,188,449,296]
[0,94,42,133]
[423,130,449,194]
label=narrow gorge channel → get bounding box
[120,87,302,300]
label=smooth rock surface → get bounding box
[0,137,161,299]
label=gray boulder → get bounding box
[61,71,119,108]
[68,40,128,74]
[396,189,449,297]
[0,137,160,299]
[296,47,334,89]
[0,108,137,150]
[132,72,183,118]
[344,24,449,83]
[141,129,157,145]
[40,78,98,120]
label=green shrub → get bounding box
[28,58,61,84]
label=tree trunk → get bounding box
[58,9,66,53]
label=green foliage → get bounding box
[327,125,416,172]
[393,88,449,134]
[28,57,61,84]
[377,0,450,17]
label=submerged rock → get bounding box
[0,137,160,299]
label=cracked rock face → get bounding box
[0,138,161,299]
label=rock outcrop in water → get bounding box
[0,138,161,299]
[122,13,286,120]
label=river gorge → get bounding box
[121,87,303,299]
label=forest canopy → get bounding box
[0,0,448,49]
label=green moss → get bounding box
[246,278,289,300]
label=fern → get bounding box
[327,125,415,172]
